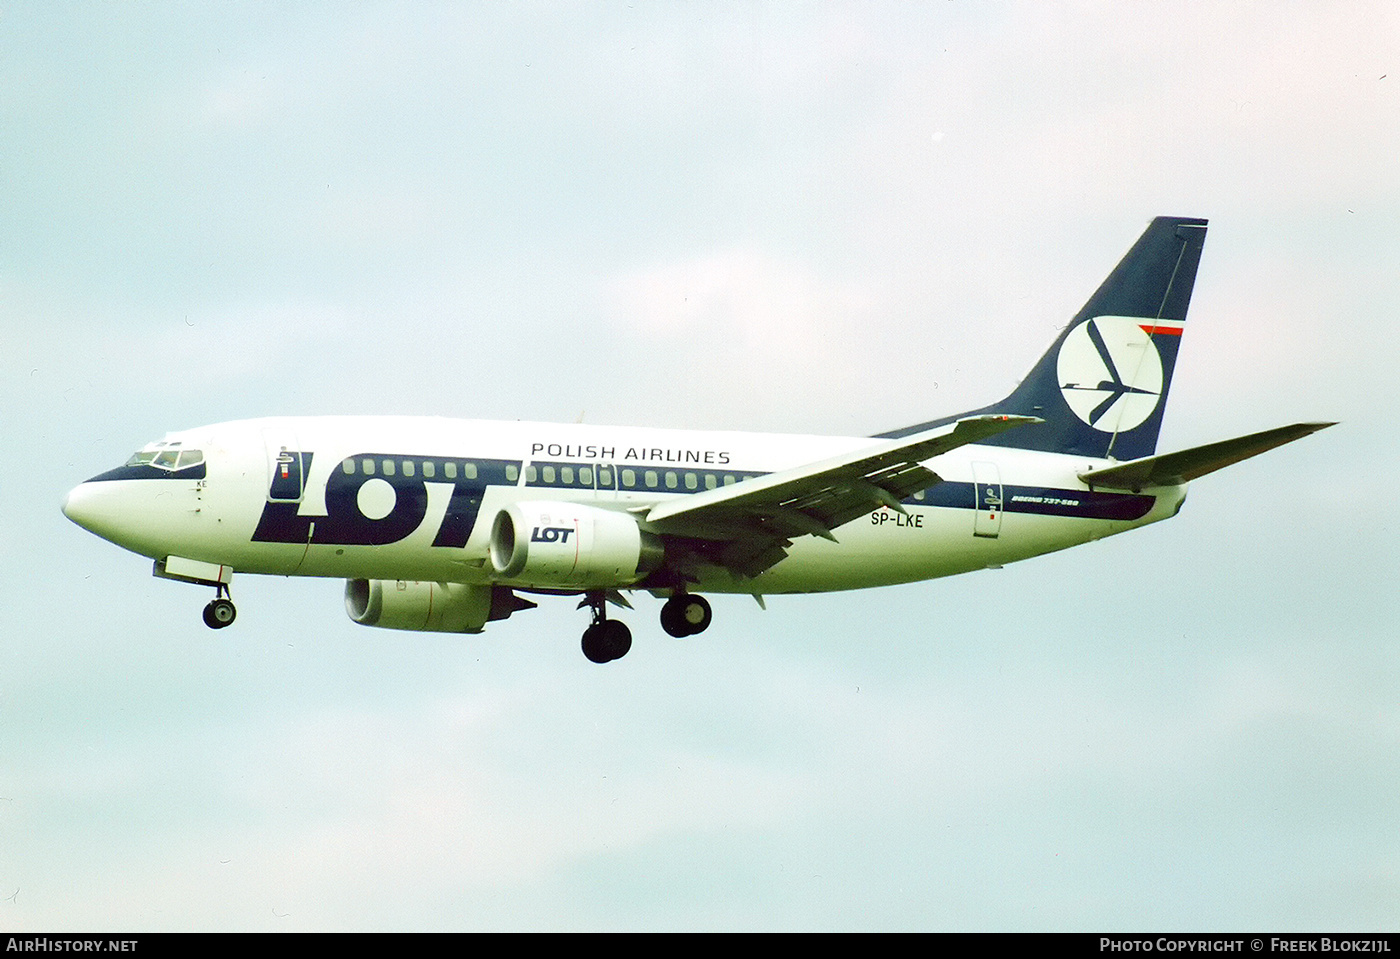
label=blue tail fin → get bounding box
[879,216,1208,460]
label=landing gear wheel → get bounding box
[581,619,632,664]
[660,594,712,637]
[579,590,633,663]
[203,598,236,629]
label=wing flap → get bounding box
[647,414,1037,532]
[1078,422,1336,491]
[646,415,1038,577]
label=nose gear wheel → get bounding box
[202,584,237,630]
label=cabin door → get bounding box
[262,429,307,504]
[972,461,1003,539]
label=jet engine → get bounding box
[488,501,662,588]
[345,578,496,633]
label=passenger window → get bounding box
[644,470,659,488]
[402,460,415,477]
[506,465,519,482]
[444,462,457,479]
[526,466,538,483]
[542,466,556,484]
[724,475,736,485]
[363,458,375,475]
[382,459,396,477]
[598,468,612,487]
[561,466,574,485]
[464,462,478,479]
[705,474,717,490]
[665,471,678,489]
[422,461,435,478]
[580,467,593,486]
[685,472,698,490]
[342,458,356,475]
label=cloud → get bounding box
[603,247,887,429]
[609,247,870,348]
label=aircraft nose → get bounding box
[63,482,96,529]
[63,475,178,558]
[62,481,122,540]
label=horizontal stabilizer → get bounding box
[1079,422,1336,491]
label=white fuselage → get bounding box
[63,415,1186,596]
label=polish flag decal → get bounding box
[1139,319,1185,336]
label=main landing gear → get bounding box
[660,593,712,638]
[579,591,713,663]
[580,592,632,664]
[202,584,236,630]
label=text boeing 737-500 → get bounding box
[63,217,1333,663]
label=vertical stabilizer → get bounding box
[881,216,1208,460]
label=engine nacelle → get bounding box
[488,500,662,588]
[345,578,493,633]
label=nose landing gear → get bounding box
[202,584,236,630]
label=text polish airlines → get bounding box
[63,217,1333,663]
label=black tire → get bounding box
[600,619,632,660]
[661,594,711,637]
[581,624,610,663]
[680,595,711,635]
[204,598,236,629]
[660,597,689,637]
[582,620,632,663]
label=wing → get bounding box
[644,415,1039,579]
[1078,422,1336,492]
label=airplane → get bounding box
[62,216,1333,663]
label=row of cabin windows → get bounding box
[523,463,927,502]
[338,456,764,494]
[340,457,503,481]
[332,456,928,504]
[524,462,757,492]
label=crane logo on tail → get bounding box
[1056,316,1166,433]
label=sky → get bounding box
[2,1,1397,932]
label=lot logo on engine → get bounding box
[531,526,574,544]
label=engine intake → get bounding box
[488,501,662,588]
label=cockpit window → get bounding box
[124,442,204,472]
